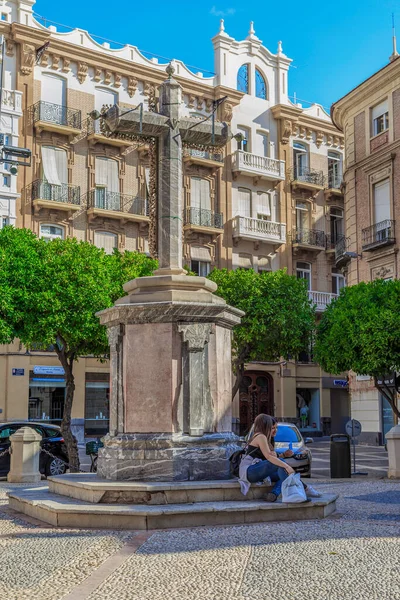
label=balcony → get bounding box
[362,220,396,251]
[183,147,224,169]
[87,119,134,148]
[86,190,149,224]
[184,207,223,234]
[326,233,346,253]
[325,173,343,200]
[27,180,81,215]
[335,236,351,268]
[292,228,326,252]
[289,167,325,193]
[232,216,286,246]
[232,150,285,182]
[32,101,82,137]
[308,291,338,312]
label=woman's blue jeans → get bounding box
[246,460,288,497]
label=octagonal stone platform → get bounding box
[8,475,338,530]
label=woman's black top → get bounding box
[245,444,266,461]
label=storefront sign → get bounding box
[322,377,348,389]
[333,379,348,388]
[33,366,65,376]
[12,368,25,376]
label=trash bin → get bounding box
[330,434,351,478]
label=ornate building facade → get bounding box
[0,0,349,443]
[331,49,400,444]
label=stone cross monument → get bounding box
[96,65,243,481]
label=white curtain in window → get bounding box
[190,246,211,262]
[42,146,67,185]
[257,192,270,217]
[374,179,390,224]
[238,188,251,217]
[190,177,211,210]
[144,167,150,195]
[94,231,117,254]
[372,100,388,121]
[95,157,119,192]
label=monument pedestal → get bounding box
[96,274,243,481]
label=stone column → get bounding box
[386,424,400,478]
[7,427,42,483]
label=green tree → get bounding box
[208,268,316,398]
[314,279,400,419]
[0,226,157,470]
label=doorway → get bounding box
[239,372,274,436]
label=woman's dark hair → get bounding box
[252,413,274,442]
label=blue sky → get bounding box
[33,0,399,110]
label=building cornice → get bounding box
[271,103,343,146]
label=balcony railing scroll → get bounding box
[27,180,81,205]
[292,228,326,248]
[290,166,325,187]
[362,220,395,250]
[334,236,350,263]
[326,233,346,251]
[32,101,82,129]
[184,207,223,229]
[86,190,149,216]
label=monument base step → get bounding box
[47,474,273,504]
[8,487,338,530]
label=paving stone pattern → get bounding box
[1,479,400,600]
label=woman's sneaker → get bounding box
[306,485,322,498]
[265,492,278,502]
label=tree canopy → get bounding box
[314,279,400,418]
[0,226,157,468]
[208,268,316,397]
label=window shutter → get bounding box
[373,179,390,224]
[190,246,211,262]
[191,177,201,208]
[237,188,251,217]
[94,231,117,254]
[372,100,388,121]
[41,74,65,106]
[238,254,252,269]
[257,192,270,217]
[200,179,211,210]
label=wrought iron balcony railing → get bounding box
[327,172,342,190]
[335,236,351,265]
[326,233,346,251]
[86,190,149,216]
[184,207,223,229]
[232,216,286,244]
[290,166,326,187]
[32,101,82,129]
[27,180,81,205]
[292,228,326,248]
[362,220,395,251]
[184,147,224,162]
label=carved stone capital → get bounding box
[51,54,60,70]
[5,39,14,57]
[316,130,324,148]
[281,119,292,144]
[21,43,35,75]
[178,323,212,352]
[128,76,138,97]
[188,94,195,109]
[114,73,122,88]
[62,58,71,73]
[223,102,232,123]
[104,70,112,85]
[205,98,213,113]
[39,51,49,67]
[77,62,88,84]
[196,97,204,110]
[94,67,102,82]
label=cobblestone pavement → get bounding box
[310,439,388,479]
[0,479,399,600]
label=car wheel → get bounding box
[45,455,67,477]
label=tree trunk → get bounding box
[56,346,80,472]
[232,363,244,402]
[374,379,400,420]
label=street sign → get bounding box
[345,419,362,437]
[376,373,396,388]
[333,379,348,387]
[33,366,65,375]
[12,368,24,376]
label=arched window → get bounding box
[255,68,267,100]
[94,231,118,254]
[327,151,342,189]
[40,224,65,242]
[95,157,119,210]
[41,146,68,202]
[296,261,311,291]
[237,64,249,94]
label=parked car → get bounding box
[273,422,313,477]
[0,421,68,478]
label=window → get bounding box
[40,224,65,242]
[95,157,119,209]
[41,75,67,124]
[85,373,109,437]
[236,126,250,151]
[255,68,267,100]
[372,100,389,137]
[1,217,9,228]
[1,13,8,22]
[238,254,252,270]
[42,146,68,186]
[328,151,342,189]
[256,192,271,220]
[373,178,390,225]
[4,135,10,146]
[296,261,311,291]
[190,246,211,276]
[330,207,343,243]
[255,131,269,157]
[296,201,310,231]
[258,256,270,272]
[2,175,10,187]
[237,187,251,217]
[293,142,308,178]
[190,177,211,211]
[94,231,118,254]
[332,268,345,295]
[237,64,249,94]
[95,88,117,133]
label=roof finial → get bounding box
[249,21,255,36]
[390,13,399,62]
[277,40,283,54]
[220,19,225,33]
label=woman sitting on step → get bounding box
[239,414,320,502]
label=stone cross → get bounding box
[100,64,229,274]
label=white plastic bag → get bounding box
[281,473,307,503]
